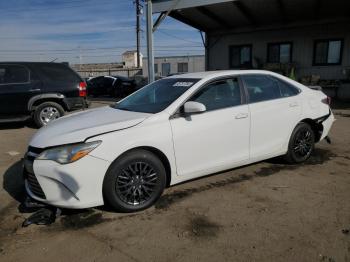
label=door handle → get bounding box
[289,102,299,107]
[235,113,248,119]
[29,89,41,92]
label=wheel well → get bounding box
[31,98,67,111]
[300,118,323,142]
[115,146,172,187]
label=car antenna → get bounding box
[50,58,58,63]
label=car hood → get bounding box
[29,106,151,148]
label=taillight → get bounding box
[79,82,87,97]
[321,96,331,106]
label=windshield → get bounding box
[114,78,200,113]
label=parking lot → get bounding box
[0,99,349,262]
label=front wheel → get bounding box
[33,101,65,128]
[284,122,315,163]
[103,150,166,212]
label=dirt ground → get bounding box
[0,99,349,262]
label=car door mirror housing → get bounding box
[183,101,206,114]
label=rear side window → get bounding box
[36,63,81,82]
[242,75,280,103]
[0,65,30,84]
[273,78,300,97]
[190,78,242,111]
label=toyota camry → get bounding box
[24,70,334,212]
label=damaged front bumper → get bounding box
[23,148,111,209]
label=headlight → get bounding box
[37,141,101,164]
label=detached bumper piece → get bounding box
[22,206,61,227]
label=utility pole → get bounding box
[146,0,154,83]
[136,0,142,68]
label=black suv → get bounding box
[0,62,88,127]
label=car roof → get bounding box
[167,70,282,80]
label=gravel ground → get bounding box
[0,99,349,262]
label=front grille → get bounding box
[26,172,46,199]
[25,146,46,199]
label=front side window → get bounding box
[229,45,252,69]
[189,78,242,111]
[267,42,292,63]
[0,65,30,84]
[114,78,200,113]
[314,39,343,65]
[242,75,280,103]
[178,63,188,73]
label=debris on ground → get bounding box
[342,229,349,235]
[22,207,61,227]
[6,151,20,156]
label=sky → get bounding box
[0,0,204,64]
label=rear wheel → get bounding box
[33,101,65,127]
[103,150,166,212]
[285,122,315,163]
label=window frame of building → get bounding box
[313,39,344,66]
[154,64,158,74]
[177,62,189,73]
[229,44,253,69]
[267,42,293,63]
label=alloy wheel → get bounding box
[293,129,313,158]
[39,106,60,125]
[115,162,159,206]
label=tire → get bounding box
[284,122,315,164]
[33,101,65,128]
[103,149,166,212]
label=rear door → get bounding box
[0,64,41,115]
[241,74,302,160]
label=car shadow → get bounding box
[2,160,26,203]
[0,121,36,130]
[88,97,119,103]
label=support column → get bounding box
[146,0,155,83]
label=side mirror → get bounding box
[183,101,206,114]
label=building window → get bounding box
[313,39,343,66]
[178,63,188,73]
[154,64,158,74]
[267,42,292,63]
[229,45,252,69]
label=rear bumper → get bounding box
[319,110,335,141]
[63,97,89,111]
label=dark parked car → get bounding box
[87,75,137,98]
[0,62,88,127]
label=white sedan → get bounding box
[24,70,334,212]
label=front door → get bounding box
[170,77,250,177]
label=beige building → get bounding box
[122,50,143,69]
[143,55,205,77]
